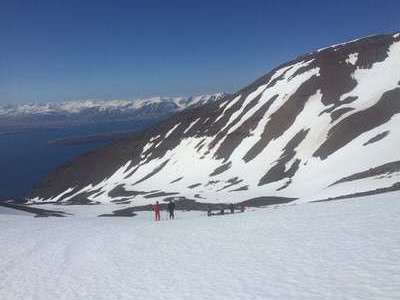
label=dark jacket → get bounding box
[168,202,175,212]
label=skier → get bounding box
[229,203,235,214]
[153,201,161,221]
[240,203,245,213]
[168,200,176,220]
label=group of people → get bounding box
[152,200,175,221]
[207,203,245,216]
[152,200,246,221]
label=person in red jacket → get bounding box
[153,201,161,221]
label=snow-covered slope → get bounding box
[0,93,225,120]
[29,33,400,207]
[2,194,400,299]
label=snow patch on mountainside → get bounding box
[345,52,358,65]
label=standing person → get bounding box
[240,202,245,213]
[153,201,161,221]
[168,200,176,220]
[229,203,235,214]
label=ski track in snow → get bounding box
[1,194,400,300]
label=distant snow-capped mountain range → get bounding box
[0,93,226,120]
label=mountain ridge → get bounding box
[0,94,226,130]
[29,32,400,207]
[0,93,226,116]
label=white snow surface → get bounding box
[0,206,31,216]
[346,52,359,65]
[2,194,400,300]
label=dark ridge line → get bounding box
[241,196,297,207]
[229,185,249,192]
[170,177,184,184]
[331,107,355,122]
[313,182,400,203]
[276,180,292,191]
[144,192,180,199]
[0,202,69,217]
[206,180,220,186]
[188,183,202,189]
[194,138,206,150]
[124,164,141,179]
[363,131,389,146]
[197,144,205,152]
[319,96,358,116]
[110,198,132,203]
[132,159,170,186]
[330,160,400,186]
[218,177,243,191]
[209,161,232,177]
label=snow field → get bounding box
[2,193,400,300]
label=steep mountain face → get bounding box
[29,33,400,207]
[0,94,225,127]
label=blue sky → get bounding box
[0,0,399,105]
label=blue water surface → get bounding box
[0,120,155,200]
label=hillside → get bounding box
[29,33,400,208]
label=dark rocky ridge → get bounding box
[314,182,400,203]
[330,161,400,186]
[0,202,68,217]
[363,131,390,146]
